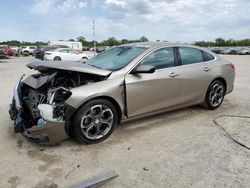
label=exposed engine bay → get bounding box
[9,61,109,135]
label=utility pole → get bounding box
[93,19,96,55]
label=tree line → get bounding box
[1,37,250,47]
[194,38,250,47]
[0,36,149,47]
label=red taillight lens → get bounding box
[230,64,235,71]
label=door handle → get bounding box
[203,67,211,72]
[169,72,179,78]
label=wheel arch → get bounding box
[212,77,227,92]
[74,95,123,123]
[88,96,122,122]
[82,56,88,59]
[65,95,123,138]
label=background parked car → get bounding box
[210,47,223,54]
[35,45,69,60]
[0,45,14,57]
[220,47,234,54]
[237,47,250,55]
[10,46,19,55]
[0,47,6,59]
[82,46,90,51]
[20,46,36,56]
[44,48,89,61]
[89,46,110,53]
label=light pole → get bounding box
[93,20,96,55]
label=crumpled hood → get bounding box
[26,60,112,76]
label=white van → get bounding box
[48,41,82,51]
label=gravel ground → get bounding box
[0,55,250,188]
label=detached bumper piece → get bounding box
[9,102,50,143]
[9,103,24,133]
[9,75,26,133]
[22,130,49,143]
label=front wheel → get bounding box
[203,80,225,110]
[73,99,118,144]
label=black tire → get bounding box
[203,80,225,110]
[54,56,61,61]
[82,56,88,60]
[73,99,118,144]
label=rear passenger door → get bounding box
[177,47,215,105]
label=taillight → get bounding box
[229,64,235,71]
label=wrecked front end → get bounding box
[9,61,110,143]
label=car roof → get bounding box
[119,42,218,58]
[120,42,201,50]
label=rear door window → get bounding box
[178,47,203,65]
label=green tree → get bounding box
[121,39,129,44]
[77,36,85,43]
[215,38,225,47]
[101,37,119,46]
[139,36,149,42]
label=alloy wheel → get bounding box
[208,83,224,107]
[80,104,114,140]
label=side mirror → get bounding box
[131,65,155,74]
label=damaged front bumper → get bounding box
[9,75,25,133]
[8,75,49,143]
[8,75,76,143]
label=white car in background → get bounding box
[20,46,37,55]
[10,46,19,53]
[44,48,89,61]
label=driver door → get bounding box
[125,47,181,118]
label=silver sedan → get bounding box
[9,42,235,144]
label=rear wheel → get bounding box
[73,99,118,144]
[203,80,225,110]
[54,56,61,61]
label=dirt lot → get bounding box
[0,55,250,188]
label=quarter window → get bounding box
[140,48,175,69]
[203,51,215,61]
[179,47,203,65]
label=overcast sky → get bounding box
[0,0,250,42]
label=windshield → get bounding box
[86,46,146,71]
